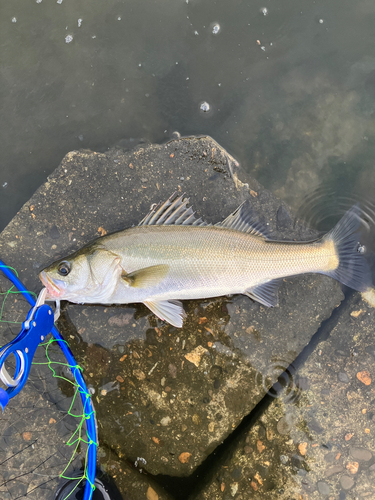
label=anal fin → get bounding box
[144,299,186,328]
[244,279,281,307]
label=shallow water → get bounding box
[1,1,375,499]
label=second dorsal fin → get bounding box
[215,201,269,238]
[138,193,209,227]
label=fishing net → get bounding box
[0,266,95,499]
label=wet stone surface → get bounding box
[194,293,375,499]
[0,136,345,491]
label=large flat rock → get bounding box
[0,136,344,481]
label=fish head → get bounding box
[39,244,123,303]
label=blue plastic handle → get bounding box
[0,262,97,500]
[0,304,54,410]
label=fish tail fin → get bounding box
[322,204,372,292]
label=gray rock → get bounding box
[325,464,344,477]
[350,447,373,461]
[338,371,350,383]
[340,475,355,490]
[317,481,330,495]
[0,136,344,478]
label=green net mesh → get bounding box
[0,268,94,499]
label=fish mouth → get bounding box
[39,271,65,300]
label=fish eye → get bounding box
[57,261,71,277]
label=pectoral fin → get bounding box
[144,299,186,328]
[244,279,281,307]
[121,264,169,288]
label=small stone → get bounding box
[254,471,263,485]
[308,418,323,434]
[146,486,159,500]
[178,452,192,464]
[298,442,307,456]
[350,447,372,461]
[280,454,288,464]
[324,452,335,463]
[208,422,215,432]
[345,433,354,441]
[325,464,343,477]
[160,416,171,426]
[277,416,291,435]
[192,413,202,425]
[168,363,178,378]
[292,454,304,469]
[97,226,107,236]
[338,372,350,383]
[133,369,146,380]
[230,483,238,497]
[266,428,274,440]
[350,309,364,317]
[49,225,60,239]
[22,432,32,441]
[356,370,372,385]
[340,475,354,490]
[116,375,124,383]
[250,480,258,491]
[256,440,265,453]
[184,345,208,367]
[231,468,242,479]
[346,461,359,474]
[317,481,330,495]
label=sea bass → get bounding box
[39,194,371,327]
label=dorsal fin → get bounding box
[215,201,269,238]
[139,193,209,227]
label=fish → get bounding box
[39,194,371,328]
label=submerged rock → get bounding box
[194,293,375,499]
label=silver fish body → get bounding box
[100,225,337,302]
[40,194,371,327]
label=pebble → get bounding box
[317,481,330,495]
[298,442,307,455]
[231,467,242,479]
[350,447,372,461]
[324,452,336,463]
[280,454,288,464]
[325,464,343,477]
[356,370,372,385]
[338,372,350,383]
[230,483,238,496]
[178,452,191,464]
[277,416,292,435]
[133,369,146,381]
[340,475,354,490]
[346,461,359,474]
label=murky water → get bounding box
[1,0,375,230]
[1,1,375,499]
